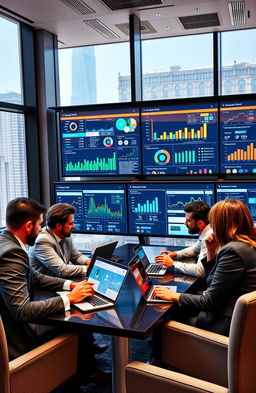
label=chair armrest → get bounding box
[9,333,78,393]
[126,361,228,393]
[161,321,228,387]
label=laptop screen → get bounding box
[134,245,149,268]
[129,255,153,298]
[88,258,127,301]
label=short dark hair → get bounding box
[6,197,46,230]
[47,203,75,229]
[184,201,210,224]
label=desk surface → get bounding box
[39,243,196,339]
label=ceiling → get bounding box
[0,0,255,48]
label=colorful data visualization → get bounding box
[220,101,256,174]
[60,108,141,176]
[128,183,214,236]
[141,103,218,175]
[54,183,127,234]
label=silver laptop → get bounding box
[129,255,176,303]
[74,257,128,312]
[133,244,167,276]
[85,241,118,277]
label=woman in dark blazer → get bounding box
[154,199,256,335]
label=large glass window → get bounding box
[142,33,213,100]
[58,42,131,106]
[0,110,28,226]
[220,29,256,95]
[0,16,23,104]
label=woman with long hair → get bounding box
[154,199,256,335]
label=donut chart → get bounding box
[154,149,171,165]
[103,136,114,147]
[115,117,137,132]
[69,122,78,131]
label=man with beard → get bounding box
[30,203,91,278]
[0,197,95,359]
[155,201,211,278]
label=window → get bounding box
[0,110,28,226]
[224,80,233,94]
[142,33,213,100]
[58,42,131,105]
[186,84,194,97]
[151,87,157,99]
[174,84,181,97]
[0,16,23,104]
[220,29,256,95]
[162,85,169,98]
[251,79,256,93]
[199,82,206,96]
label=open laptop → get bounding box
[129,255,176,303]
[73,257,128,312]
[85,241,118,276]
[133,244,167,276]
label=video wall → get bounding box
[54,181,256,237]
[58,100,256,177]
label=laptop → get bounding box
[129,255,176,303]
[85,241,118,276]
[133,244,167,276]
[73,257,128,312]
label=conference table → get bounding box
[38,243,197,393]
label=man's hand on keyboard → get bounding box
[67,281,95,303]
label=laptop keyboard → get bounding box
[148,264,163,274]
[87,295,109,307]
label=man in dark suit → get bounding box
[0,197,109,383]
[30,203,91,277]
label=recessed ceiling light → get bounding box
[165,26,170,29]
[193,7,200,11]
[156,13,161,16]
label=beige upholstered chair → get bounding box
[0,315,79,393]
[126,290,256,393]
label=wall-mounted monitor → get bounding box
[59,107,141,176]
[216,182,256,223]
[54,183,128,234]
[220,101,256,175]
[141,103,218,175]
[127,183,215,236]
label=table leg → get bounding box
[112,336,131,393]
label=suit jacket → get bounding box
[30,227,87,277]
[179,240,256,335]
[0,230,66,359]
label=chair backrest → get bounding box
[0,315,10,393]
[228,290,256,393]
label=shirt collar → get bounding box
[13,235,27,251]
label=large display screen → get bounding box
[59,107,141,176]
[54,183,128,234]
[127,183,214,236]
[141,103,218,175]
[220,101,256,174]
[216,182,256,223]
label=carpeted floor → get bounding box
[80,333,152,393]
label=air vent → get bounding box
[59,0,95,14]
[83,19,120,39]
[99,0,162,11]
[116,20,157,35]
[228,1,246,25]
[179,13,220,29]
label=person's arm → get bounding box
[32,238,87,277]
[179,247,246,312]
[173,259,205,277]
[69,241,90,266]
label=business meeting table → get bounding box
[37,243,197,393]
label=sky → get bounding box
[1,13,256,104]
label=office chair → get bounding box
[0,315,79,393]
[126,290,256,393]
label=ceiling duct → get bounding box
[59,0,95,14]
[179,13,220,29]
[83,19,120,39]
[228,1,246,25]
[99,0,162,11]
[116,20,157,35]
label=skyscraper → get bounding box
[71,46,97,105]
[0,91,28,226]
